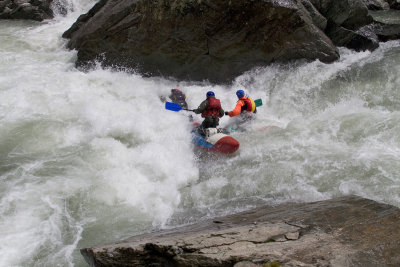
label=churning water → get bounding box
[1,1,400,266]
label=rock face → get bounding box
[81,196,400,267]
[387,0,400,9]
[0,0,54,21]
[62,0,400,83]
[368,9,400,41]
[362,0,390,10]
[325,22,380,51]
[63,0,339,83]
[309,0,373,29]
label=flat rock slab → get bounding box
[370,10,400,24]
[81,196,400,266]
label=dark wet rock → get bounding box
[362,0,390,10]
[309,0,400,51]
[387,0,400,9]
[370,9,400,24]
[301,0,327,31]
[326,22,379,51]
[62,0,400,83]
[63,0,339,84]
[0,0,54,21]
[309,0,373,30]
[368,10,400,41]
[81,196,400,267]
[370,23,400,41]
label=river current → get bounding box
[1,1,399,266]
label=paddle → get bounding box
[165,102,194,112]
[254,98,262,107]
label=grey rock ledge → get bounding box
[81,195,400,267]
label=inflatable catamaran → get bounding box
[191,125,240,154]
[165,102,240,154]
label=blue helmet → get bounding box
[206,91,215,98]
[236,89,245,98]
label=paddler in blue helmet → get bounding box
[193,91,225,129]
[224,89,257,132]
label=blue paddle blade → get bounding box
[165,102,183,111]
[254,99,262,107]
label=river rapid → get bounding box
[1,1,400,266]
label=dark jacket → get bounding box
[169,89,188,109]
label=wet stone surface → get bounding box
[81,196,400,267]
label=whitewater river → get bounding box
[1,1,400,266]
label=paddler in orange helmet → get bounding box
[225,89,257,119]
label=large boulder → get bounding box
[81,196,400,266]
[309,0,373,29]
[63,0,339,84]
[307,0,383,51]
[0,0,54,21]
[325,22,379,51]
[301,0,327,30]
[369,9,400,41]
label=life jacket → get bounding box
[202,97,221,118]
[240,97,256,113]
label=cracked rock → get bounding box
[81,196,400,266]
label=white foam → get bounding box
[1,1,400,266]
